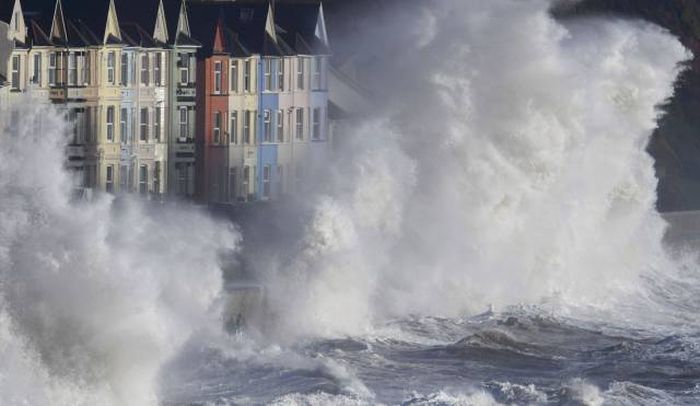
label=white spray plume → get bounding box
[0,101,239,405]
[259,0,689,339]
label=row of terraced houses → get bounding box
[0,0,334,203]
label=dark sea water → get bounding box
[161,308,700,405]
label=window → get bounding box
[244,110,251,144]
[277,59,284,91]
[263,165,271,199]
[14,12,18,31]
[243,166,250,198]
[179,107,188,140]
[83,53,90,85]
[139,165,148,195]
[263,110,271,143]
[154,107,161,142]
[297,57,304,90]
[11,56,19,90]
[296,108,304,140]
[68,53,77,85]
[313,108,321,140]
[154,53,162,86]
[49,53,56,86]
[153,162,161,195]
[178,52,189,84]
[214,61,222,94]
[264,59,272,91]
[244,60,251,92]
[121,53,128,86]
[107,52,115,84]
[230,60,238,92]
[106,165,114,193]
[106,106,115,142]
[213,111,222,144]
[177,164,187,195]
[56,52,64,85]
[141,54,149,86]
[312,57,321,90]
[140,108,149,142]
[32,54,41,84]
[229,168,237,202]
[277,110,284,142]
[230,111,238,144]
[120,108,127,143]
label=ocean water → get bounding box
[1,0,699,405]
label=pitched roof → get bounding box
[121,22,157,48]
[62,0,123,45]
[188,2,288,57]
[275,2,329,55]
[115,0,159,37]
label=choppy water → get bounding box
[161,307,700,405]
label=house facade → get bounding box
[190,1,331,204]
[2,0,332,204]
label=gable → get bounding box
[264,3,276,43]
[8,0,26,43]
[103,0,122,43]
[153,0,168,43]
[176,0,191,39]
[315,2,329,47]
[51,0,67,43]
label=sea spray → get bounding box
[0,101,239,405]
[252,0,690,339]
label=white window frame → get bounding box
[121,53,129,86]
[120,107,127,143]
[154,52,162,86]
[139,165,148,195]
[264,59,272,92]
[32,53,42,85]
[244,59,251,92]
[213,111,222,144]
[312,107,321,140]
[106,165,114,193]
[106,106,115,142]
[107,51,116,84]
[179,107,188,141]
[277,109,284,142]
[296,108,304,140]
[263,109,272,143]
[230,60,238,92]
[230,111,238,144]
[154,107,161,142]
[297,57,304,90]
[214,61,222,94]
[244,110,251,144]
[141,54,150,86]
[49,53,57,86]
[140,108,149,142]
[277,58,284,91]
[179,52,189,85]
[11,55,20,90]
[68,52,77,86]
